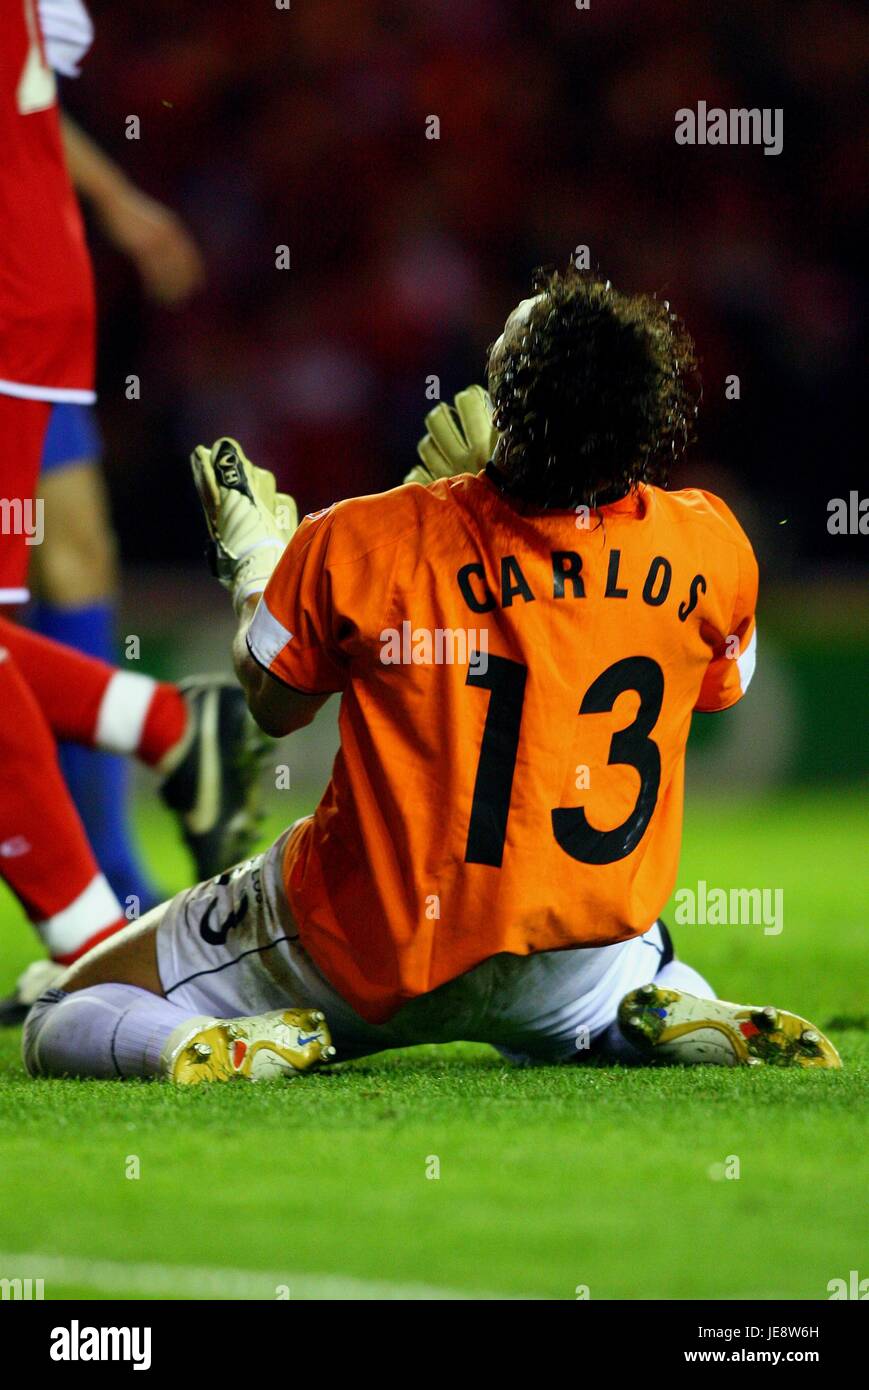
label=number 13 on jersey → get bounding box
[464,654,665,868]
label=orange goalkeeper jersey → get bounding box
[247,472,758,1023]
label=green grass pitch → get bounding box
[0,787,866,1300]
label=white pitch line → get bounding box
[0,1252,522,1301]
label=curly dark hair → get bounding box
[486,266,700,508]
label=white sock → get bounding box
[23,982,192,1079]
[95,671,157,755]
[35,873,123,960]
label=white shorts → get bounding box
[156,827,674,1065]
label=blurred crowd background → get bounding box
[69,0,864,572]
[61,0,865,793]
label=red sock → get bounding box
[0,612,112,742]
[0,645,127,961]
[138,684,188,769]
[0,615,186,765]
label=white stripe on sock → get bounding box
[95,671,157,754]
[37,873,122,958]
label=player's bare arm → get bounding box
[233,595,328,737]
[60,113,205,305]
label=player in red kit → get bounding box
[0,0,267,1020]
[0,0,95,583]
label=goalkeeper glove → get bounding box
[405,385,499,486]
[190,436,298,614]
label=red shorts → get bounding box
[0,393,51,604]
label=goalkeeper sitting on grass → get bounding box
[23,268,839,1082]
